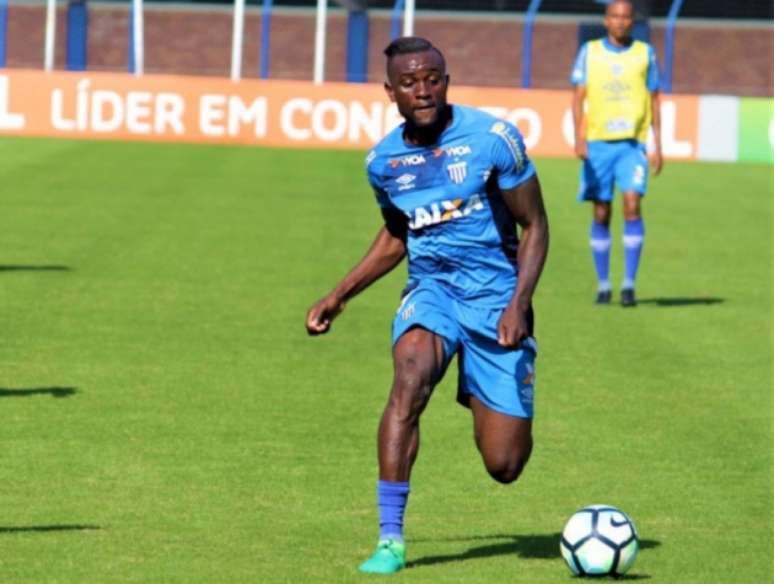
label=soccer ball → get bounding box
[560,505,639,577]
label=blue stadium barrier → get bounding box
[346,10,369,83]
[66,0,88,71]
[260,0,272,79]
[520,0,543,88]
[127,9,135,73]
[0,0,7,67]
[662,0,685,93]
[391,0,404,41]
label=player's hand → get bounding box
[496,305,529,348]
[651,148,663,176]
[305,293,345,336]
[574,137,588,160]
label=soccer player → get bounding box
[305,37,549,574]
[571,0,662,307]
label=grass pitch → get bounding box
[0,137,770,582]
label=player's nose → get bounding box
[414,80,431,97]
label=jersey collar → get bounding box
[602,37,634,53]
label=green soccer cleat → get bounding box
[358,539,406,575]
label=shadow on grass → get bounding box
[0,525,101,534]
[637,297,724,307]
[0,265,71,272]
[407,533,660,573]
[0,387,77,398]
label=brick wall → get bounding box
[4,4,772,96]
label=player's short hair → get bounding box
[384,36,440,59]
[383,37,445,76]
[605,0,635,13]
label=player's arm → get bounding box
[650,90,663,176]
[305,207,407,336]
[570,43,589,161]
[572,84,588,160]
[498,175,549,347]
[646,45,663,176]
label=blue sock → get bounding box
[378,480,410,543]
[589,221,611,291]
[623,218,645,289]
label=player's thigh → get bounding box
[578,142,616,202]
[615,142,649,196]
[470,396,533,458]
[390,281,460,406]
[392,326,446,390]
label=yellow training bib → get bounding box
[585,39,652,143]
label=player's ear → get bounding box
[384,81,396,103]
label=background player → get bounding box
[306,37,549,574]
[571,0,662,307]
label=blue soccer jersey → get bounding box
[366,105,536,308]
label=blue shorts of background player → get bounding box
[392,280,537,419]
[577,139,649,202]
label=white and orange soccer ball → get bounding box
[560,505,639,577]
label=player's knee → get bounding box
[393,359,433,398]
[622,196,641,220]
[483,444,532,485]
[486,455,529,485]
[593,203,611,225]
[388,358,433,421]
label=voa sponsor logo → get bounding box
[408,194,484,230]
[433,144,472,158]
[389,154,426,168]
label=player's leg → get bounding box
[359,328,445,574]
[360,282,458,574]
[620,193,644,306]
[455,304,538,484]
[579,141,616,304]
[591,201,613,304]
[470,397,533,484]
[617,143,649,307]
[379,327,446,482]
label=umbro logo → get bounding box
[395,174,416,191]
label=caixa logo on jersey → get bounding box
[408,194,484,230]
[389,154,427,168]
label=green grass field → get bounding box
[0,137,770,582]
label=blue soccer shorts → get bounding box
[391,280,537,419]
[577,139,649,202]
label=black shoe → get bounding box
[595,290,612,305]
[621,288,637,307]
